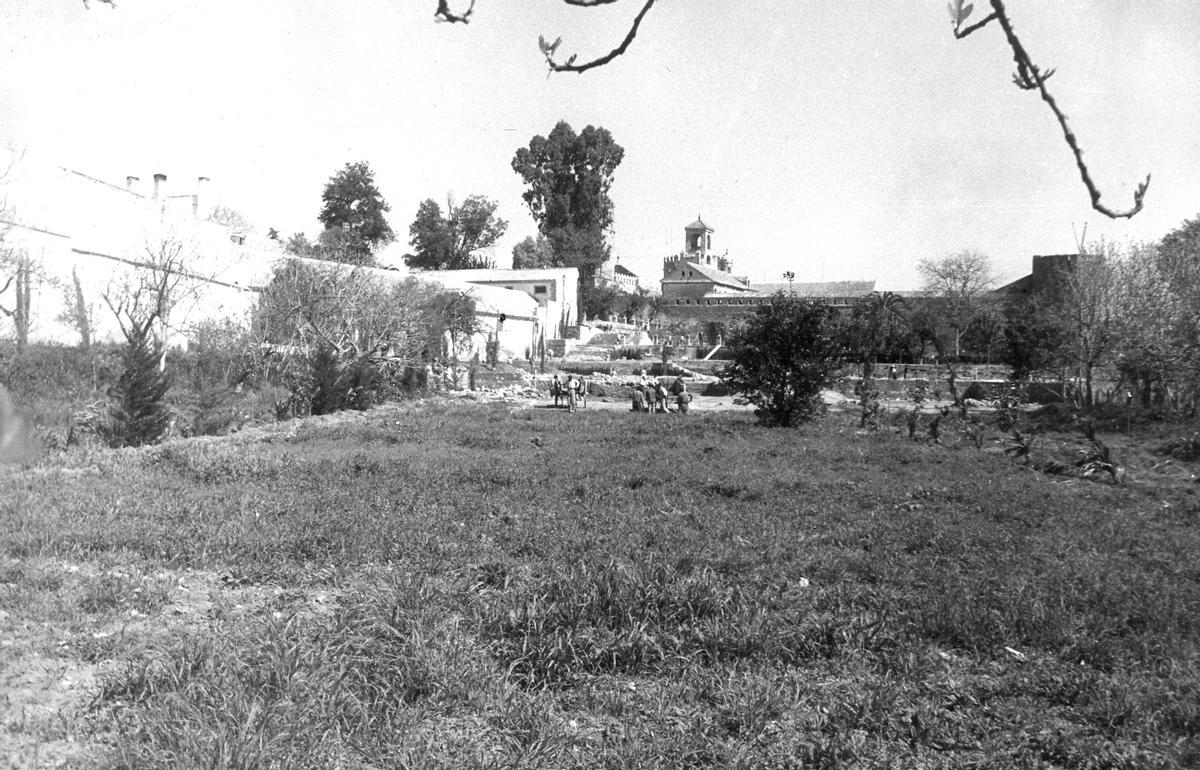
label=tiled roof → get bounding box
[430,267,579,283]
[750,280,876,298]
[685,218,712,232]
[665,261,751,291]
[614,263,637,277]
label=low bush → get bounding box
[559,363,615,377]
[610,345,645,361]
[1157,433,1200,461]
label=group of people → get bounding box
[551,374,586,412]
[549,372,693,414]
[631,374,691,414]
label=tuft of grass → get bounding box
[479,560,769,687]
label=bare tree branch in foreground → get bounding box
[434,0,475,24]
[949,0,1150,219]
[81,0,1149,219]
[539,0,657,74]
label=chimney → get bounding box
[125,175,140,195]
[152,172,167,200]
[193,176,209,219]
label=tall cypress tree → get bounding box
[106,328,172,447]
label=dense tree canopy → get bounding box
[511,120,624,293]
[511,234,555,270]
[842,291,908,382]
[406,195,507,271]
[317,161,394,263]
[721,294,845,427]
[1156,215,1200,294]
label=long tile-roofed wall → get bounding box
[749,280,876,297]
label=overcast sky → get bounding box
[2,1,1198,288]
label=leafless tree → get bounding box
[0,161,43,351]
[0,247,35,351]
[59,267,94,350]
[101,235,196,345]
[254,259,431,364]
[254,259,482,390]
[917,250,995,361]
[1112,243,1198,413]
[1037,247,1119,406]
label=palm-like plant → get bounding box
[1076,418,1124,484]
[1004,428,1036,465]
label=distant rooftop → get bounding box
[428,267,579,283]
[750,280,876,298]
[667,260,751,291]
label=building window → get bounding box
[533,285,547,295]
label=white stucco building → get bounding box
[0,156,550,361]
[421,267,579,341]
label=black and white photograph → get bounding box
[2,2,1199,766]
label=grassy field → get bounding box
[2,398,1199,768]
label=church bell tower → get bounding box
[684,216,714,266]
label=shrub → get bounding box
[309,346,344,416]
[560,363,614,377]
[962,381,987,401]
[341,359,381,411]
[720,294,845,427]
[1156,433,1200,462]
[611,345,645,361]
